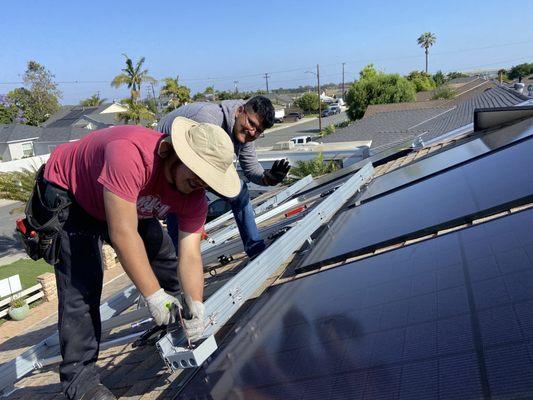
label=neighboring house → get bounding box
[323,85,528,150]
[33,102,127,155]
[263,93,294,108]
[0,124,40,161]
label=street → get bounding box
[255,111,349,148]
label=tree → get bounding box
[7,61,62,126]
[160,77,191,111]
[508,63,533,82]
[346,65,416,120]
[80,93,106,107]
[117,98,155,126]
[111,54,156,102]
[0,94,19,124]
[432,71,446,86]
[417,32,437,74]
[406,71,436,92]
[6,88,40,126]
[295,92,320,113]
[431,84,456,100]
[446,71,469,80]
[290,153,338,178]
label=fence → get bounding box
[0,154,50,173]
[0,284,43,318]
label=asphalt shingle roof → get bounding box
[322,85,528,148]
[0,124,40,143]
[321,107,452,148]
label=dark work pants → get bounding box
[41,181,180,400]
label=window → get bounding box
[21,142,34,158]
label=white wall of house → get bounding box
[4,141,35,161]
[101,103,127,114]
[0,153,50,172]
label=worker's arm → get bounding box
[176,230,204,301]
[103,188,160,297]
[177,229,206,342]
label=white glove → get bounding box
[145,288,182,326]
[183,294,205,343]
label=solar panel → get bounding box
[360,117,533,202]
[299,135,533,270]
[176,208,533,399]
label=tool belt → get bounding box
[16,165,72,265]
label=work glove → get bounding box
[263,159,291,186]
[145,288,182,326]
[182,294,206,343]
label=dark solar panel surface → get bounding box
[300,135,533,269]
[177,208,533,399]
[361,118,533,201]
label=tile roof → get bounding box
[363,100,448,118]
[0,124,40,143]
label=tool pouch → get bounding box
[17,165,72,265]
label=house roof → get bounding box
[0,124,40,143]
[323,85,528,149]
[36,126,93,143]
[417,85,528,142]
[320,107,452,148]
[416,77,495,102]
[364,100,448,118]
[42,103,120,128]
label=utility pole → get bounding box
[317,64,322,133]
[233,80,239,94]
[264,73,270,93]
[341,62,346,101]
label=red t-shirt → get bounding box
[44,125,207,233]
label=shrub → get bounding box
[320,124,335,136]
[431,85,456,100]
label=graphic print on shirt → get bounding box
[137,195,171,219]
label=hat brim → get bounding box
[170,117,241,198]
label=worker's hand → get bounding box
[263,159,290,186]
[182,294,205,343]
[145,288,182,326]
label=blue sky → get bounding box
[1,0,531,104]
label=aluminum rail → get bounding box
[156,162,374,370]
[201,198,301,250]
[204,175,312,233]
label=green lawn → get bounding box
[0,258,53,291]
[304,113,319,118]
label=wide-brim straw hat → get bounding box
[167,117,240,198]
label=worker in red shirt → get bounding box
[23,117,239,400]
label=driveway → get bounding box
[256,111,349,148]
[0,200,25,264]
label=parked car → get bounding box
[329,104,341,114]
[286,111,304,119]
[321,109,334,117]
[290,135,312,145]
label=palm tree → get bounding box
[117,98,155,126]
[497,69,507,84]
[417,32,437,74]
[111,54,156,102]
[80,93,106,107]
[160,76,191,111]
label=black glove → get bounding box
[263,159,290,186]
